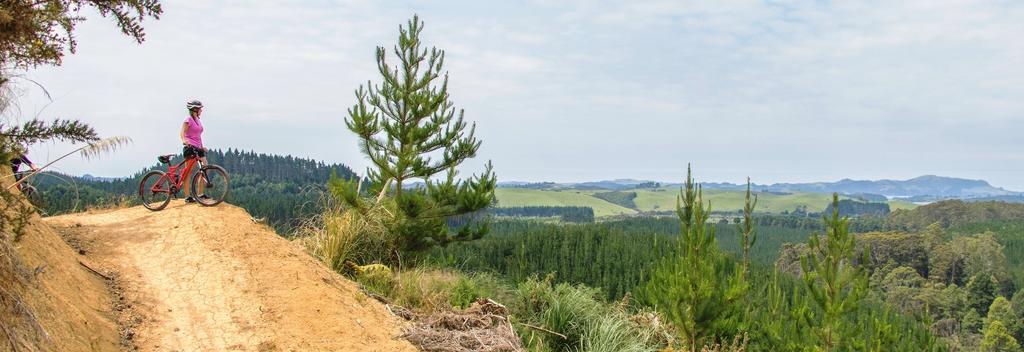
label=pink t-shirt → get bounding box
[184,116,204,148]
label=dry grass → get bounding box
[656,333,748,352]
[698,334,748,352]
[0,185,49,351]
[84,194,135,212]
[629,308,677,348]
[296,197,396,273]
[402,299,523,352]
[387,268,463,313]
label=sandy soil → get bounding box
[46,202,416,352]
[2,172,119,352]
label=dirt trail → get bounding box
[46,202,415,352]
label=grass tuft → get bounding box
[297,195,394,273]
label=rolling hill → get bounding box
[494,187,916,218]
[507,175,1021,199]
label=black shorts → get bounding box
[183,145,206,159]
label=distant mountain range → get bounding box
[498,175,1021,200]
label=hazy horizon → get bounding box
[7,1,1023,190]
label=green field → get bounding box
[495,187,917,218]
[632,188,843,213]
[887,200,918,211]
[494,188,638,217]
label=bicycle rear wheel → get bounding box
[139,170,172,211]
[191,165,229,207]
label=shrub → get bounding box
[580,315,656,352]
[511,276,661,352]
[298,198,394,272]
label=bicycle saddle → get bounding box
[157,154,175,164]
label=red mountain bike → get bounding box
[138,154,229,211]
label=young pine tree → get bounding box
[799,193,870,351]
[333,16,496,256]
[738,177,757,278]
[640,165,747,351]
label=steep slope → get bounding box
[2,172,120,352]
[45,202,415,351]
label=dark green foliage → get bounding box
[968,274,999,317]
[429,214,946,351]
[591,191,638,209]
[887,198,1024,290]
[888,200,1024,231]
[616,217,812,268]
[641,260,946,351]
[946,220,1024,288]
[428,220,675,300]
[758,195,945,351]
[771,210,1021,349]
[856,305,946,352]
[963,309,983,334]
[335,15,496,252]
[501,182,557,189]
[0,0,162,68]
[433,204,1014,349]
[430,217,814,301]
[633,181,661,189]
[848,193,889,202]
[740,269,812,351]
[490,206,594,223]
[755,213,887,232]
[929,232,1011,289]
[824,198,890,217]
[1012,290,1024,343]
[449,275,483,309]
[854,231,931,278]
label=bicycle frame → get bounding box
[151,156,203,195]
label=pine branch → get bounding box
[0,119,99,145]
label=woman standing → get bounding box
[181,99,207,203]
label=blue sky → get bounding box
[8,0,1024,190]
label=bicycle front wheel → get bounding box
[139,170,172,211]
[191,165,229,207]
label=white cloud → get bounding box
[8,0,1024,189]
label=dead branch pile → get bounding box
[401,299,523,352]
